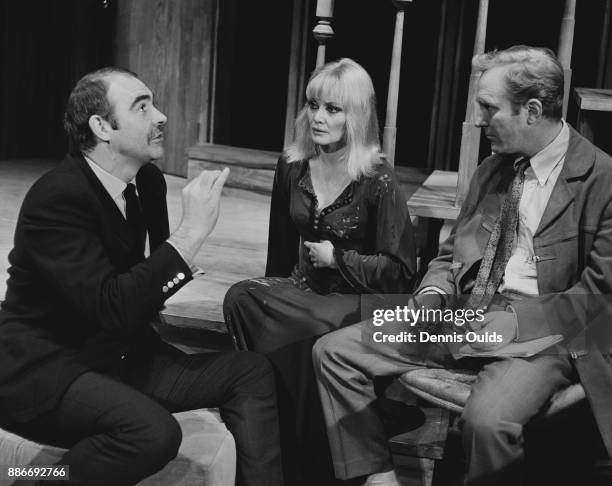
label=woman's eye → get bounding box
[307,100,318,110]
[139,103,148,112]
[326,105,341,114]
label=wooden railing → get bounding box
[312,0,413,167]
[312,0,577,216]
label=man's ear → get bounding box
[88,115,112,143]
[525,98,543,124]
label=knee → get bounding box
[136,411,182,469]
[223,280,253,312]
[157,414,182,463]
[460,404,505,444]
[312,334,331,368]
[312,332,345,379]
[231,351,275,391]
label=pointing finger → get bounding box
[203,170,220,190]
[211,167,230,194]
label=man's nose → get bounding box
[474,109,487,128]
[153,106,167,126]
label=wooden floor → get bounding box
[0,157,430,352]
[0,158,270,347]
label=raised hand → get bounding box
[168,168,230,263]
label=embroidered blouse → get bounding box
[265,156,416,294]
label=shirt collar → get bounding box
[526,119,569,186]
[84,155,131,201]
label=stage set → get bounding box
[1,0,612,484]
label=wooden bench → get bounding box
[574,87,612,142]
[387,368,611,486]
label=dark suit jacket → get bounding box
[0,153,193,424]
[418,126,612,456]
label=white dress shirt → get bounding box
[499,120,569,296]
[84,155,133,219]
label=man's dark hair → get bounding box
[63,67,138,154]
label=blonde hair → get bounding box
[285,58,382,180]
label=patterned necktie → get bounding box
[123,183,146,255]
[466,158,530,310]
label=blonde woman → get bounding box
[224,58,416,485]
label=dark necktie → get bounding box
[123,183,146,255]
[466,158,531,310]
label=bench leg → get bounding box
[396,457,435,486]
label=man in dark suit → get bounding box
[313,46,612,485]
[0,67,283,486]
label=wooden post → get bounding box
[597,0,612,88]
[313,0,335,68]
[284,0,310,147]
[202,0,220,144]
[557,0,576,118]
[383,0,412,167]
[455,0,488,207]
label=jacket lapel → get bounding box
[72,153,134,248]
[534,126,595,237]
[136,163,169,252]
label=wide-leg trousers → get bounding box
[313,320,573,485]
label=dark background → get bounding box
[0,0,610,165]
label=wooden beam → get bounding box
[284,0,310,148]
[597,0,612,89]
[427,0,448,171]
[202,0,220,144]
[455,0,488,207]
[383,0,412,166]
[557,0,576,118]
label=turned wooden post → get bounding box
[284,0,310,147]
[383,0,412,166]
[455,0,488,207]
[313,0,335,68]
[557,0,576,118]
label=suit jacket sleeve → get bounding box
[265,156,300,277]
[20,177,192,338]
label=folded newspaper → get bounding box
[456,334,564,358]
